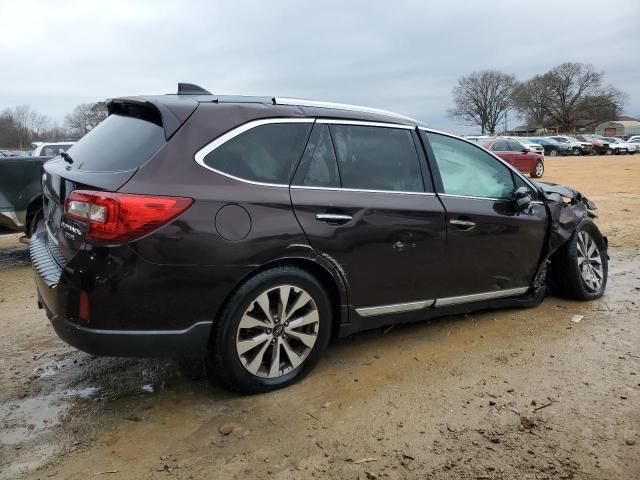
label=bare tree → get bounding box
[65,101,108,138]
[517,63,625,131]
[513,75,550,128]
[448,70,516,134]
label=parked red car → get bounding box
[481,138,544,178]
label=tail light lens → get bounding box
[65,190,193,244]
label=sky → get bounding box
[1,0,638,135]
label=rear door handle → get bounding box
[315,213,352,224]
[449,219,476,230]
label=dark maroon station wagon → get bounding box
[32,83,608,393]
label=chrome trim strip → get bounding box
[274,97,420,124]
[316,119,414,130]
[356,299,434,317]
[290,185,436,196]
[315,213,352,221]
[439,193,506,201]
[435,287,529,307]
[193,118,315,187]
[449,219,476,227]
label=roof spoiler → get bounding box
[177,83,212,95]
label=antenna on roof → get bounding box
[177,83,212,95]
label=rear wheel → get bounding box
[549,149,558,157]
[530,160,544,178]
[208,266,332,394]
[549,219,607,300]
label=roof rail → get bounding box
[273,97,420,124]
[177,83,212,95]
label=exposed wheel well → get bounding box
[217,258,346,341]
[25,195,43,237]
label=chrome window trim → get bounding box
[274,97,420,125]
[317,118,415,130]
[290,185,436,196]
[417,127,539,193]
[434,287,529,307]
[193,118,315,187]
[356,299,434,317]
[439,193,508,202]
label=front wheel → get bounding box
[530,160,544,178]
[549,220,608,300]
[572,147,581,156]
[549,149,559,157]
[208,266,332,394]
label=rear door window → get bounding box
[329,124,424,192]
[67,114,166,172]
[203,122,312,184]
[296,124,341,188]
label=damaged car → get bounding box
[31,84,608,394]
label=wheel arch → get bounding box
[215,254,349,340]
[25,193,44,236]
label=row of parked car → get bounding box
[466,134,640,157]
[0,141,76,158]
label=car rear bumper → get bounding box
[43,304,212,357]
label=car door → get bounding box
[420,130,547,301]
[290,121,447,313]
[490,141,513,166]
[507,140,534,173]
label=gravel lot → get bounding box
[1,155,639,480]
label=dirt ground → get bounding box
[1,155,639,480]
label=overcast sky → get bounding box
[1,0,638,134]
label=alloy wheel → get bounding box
[576,231,603,291]
[235,285,319,378]
[534,161,544,177]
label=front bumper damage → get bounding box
[532,181,607,288]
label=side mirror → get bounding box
[521,148,530,153]
[513,186,532,211]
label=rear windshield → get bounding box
[67,114,165,172]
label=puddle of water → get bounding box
[0,244,30,268]
[0,387,99,445]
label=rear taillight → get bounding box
[64,190,193,244]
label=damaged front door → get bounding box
[421,131,547,299]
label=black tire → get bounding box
[26,205,43,237]
[605,148,613,155]
[530,160,544,178]
[548,219,608,301]
[549,149,558,157]
[208,265,332,394]
[572,147,580,156]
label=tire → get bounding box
[26,205,43,237]
[549,149,558,157]
[530,160,544,178]
[549,219,608,301]
[605,148,613,155]
[208,265,332,394]
[572,147,580,156]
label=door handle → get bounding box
[449,219,476,230]
[315,213,352,224]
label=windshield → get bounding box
[65,113,166,172]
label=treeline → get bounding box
[448,62,626,134]
[0,101,108,149]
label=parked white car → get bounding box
[32,141,76,157]
[604,137,633,154]
[625,136,640,153]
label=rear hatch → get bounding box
[40,99,194,266]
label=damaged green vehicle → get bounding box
[0,155,52,237]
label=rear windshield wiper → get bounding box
[60,152,73,164]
